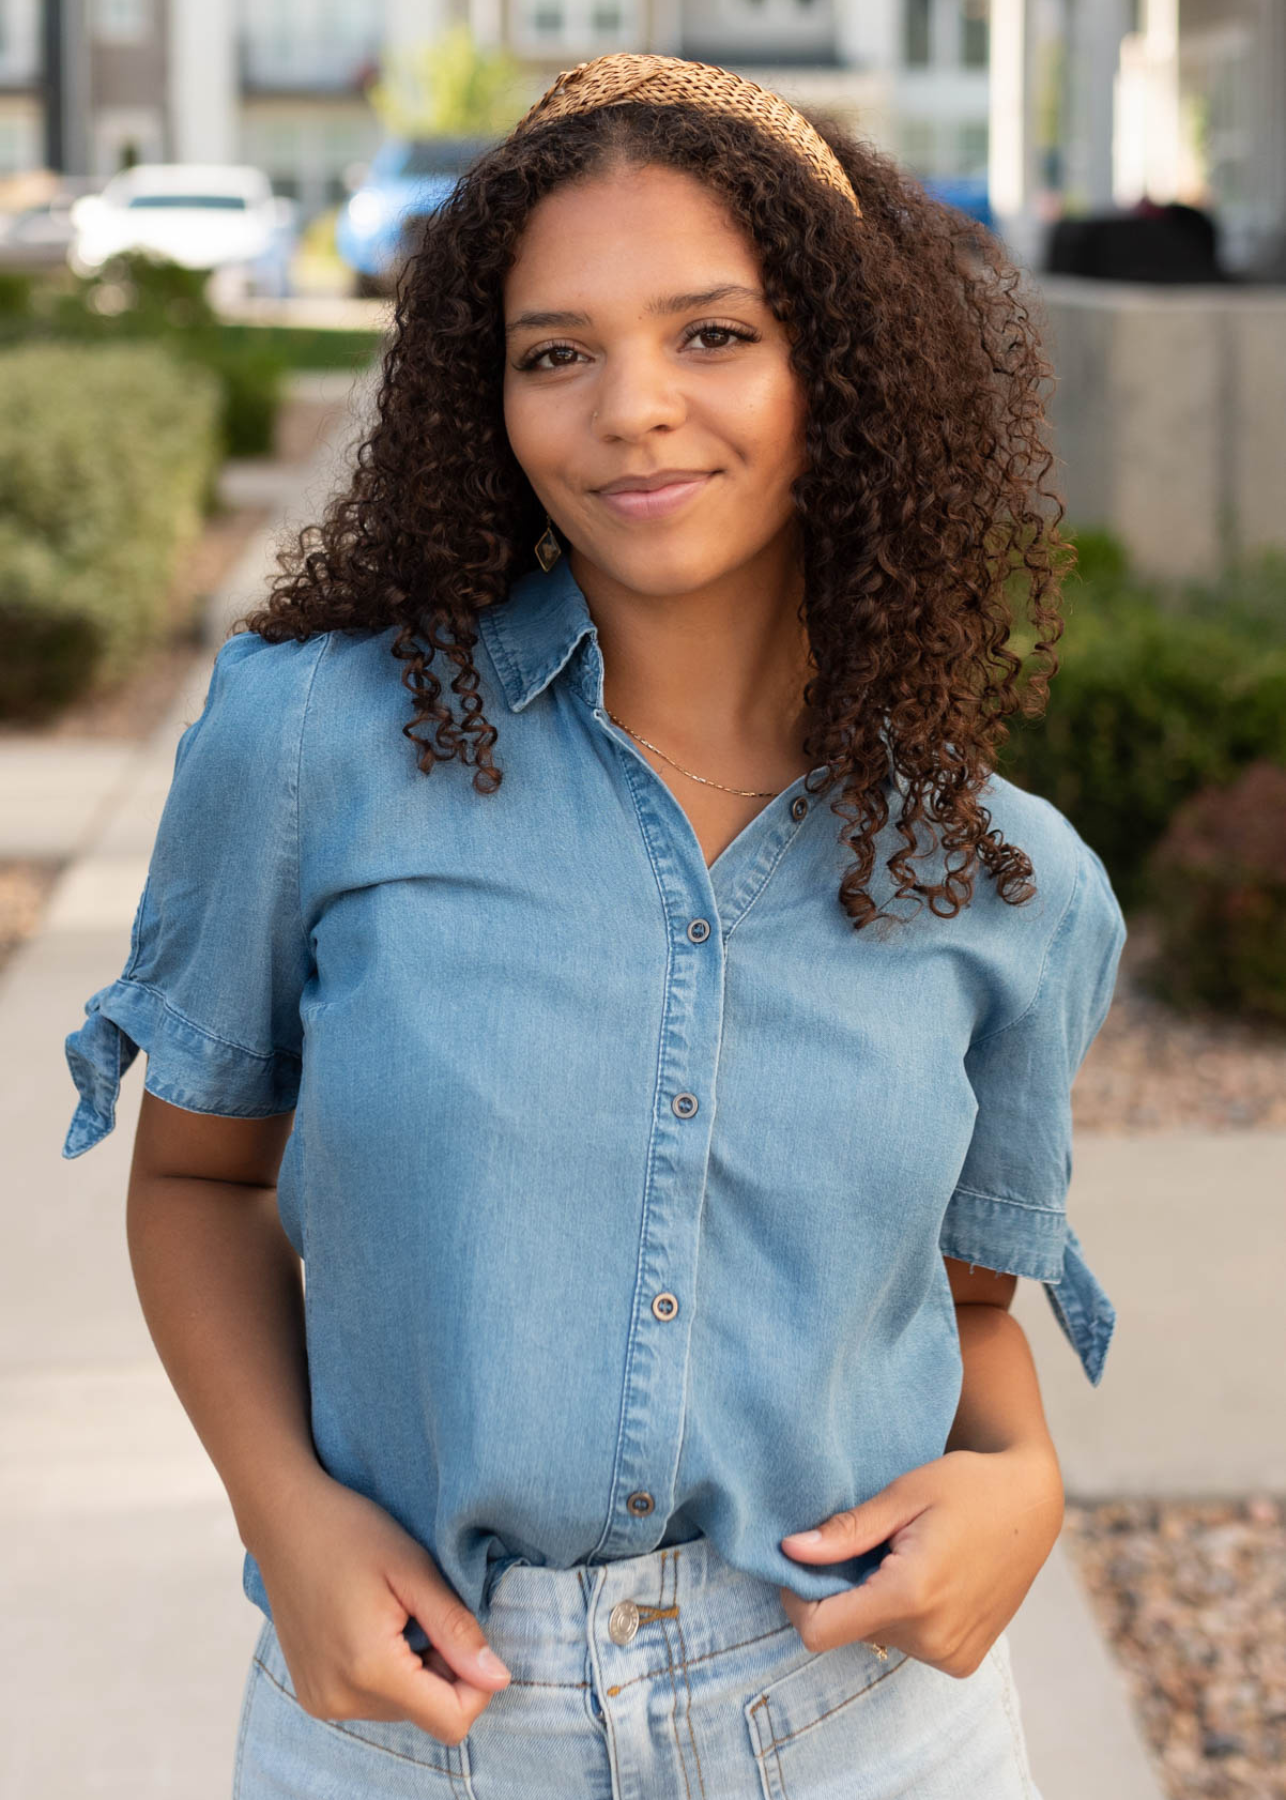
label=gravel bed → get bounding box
[1063,1497,1286,1799]
[1072,916,1286,1133]
[0,859,64,976]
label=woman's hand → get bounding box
[778,1441,1064,1677]
[249,1466,512,1746]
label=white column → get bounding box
[834,0,898,69]
[168,0,237,165]
[384,0,453,50]
[467,0,504,48]
[1081,0,1129,210]
[1114,0,1181,205]
[989,0,1031,227]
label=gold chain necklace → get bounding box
[604,707,780,797]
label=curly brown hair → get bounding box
[235,99,1073,930]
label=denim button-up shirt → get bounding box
[62,557,1127,1634]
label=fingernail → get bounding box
[784,1529,823,1544]
[476,1648,511,1679]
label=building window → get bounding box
[899,116,937,176]
[961,0,988,68]
[93,0,150,43]
[519,0,633,46]
[955,118,988,174]
[0,119,35,174]
[903,0,932,68]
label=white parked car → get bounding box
[68,163,297,298]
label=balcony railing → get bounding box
[0,54,43,89]
[238,36,380,94]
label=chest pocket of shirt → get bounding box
[744,1637,913,1799]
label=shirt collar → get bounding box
[480,559,896,800]
[480,558,601,713]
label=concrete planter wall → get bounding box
[1033,274,1286,582]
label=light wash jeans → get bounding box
[233,1534,1043,1799]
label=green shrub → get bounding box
[0,271,33,317]
[181,327,287,458]
[0,339,222,718]
[1144,760,1286,1025]
[998,531,1286,908]
[0,252,289,456]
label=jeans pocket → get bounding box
[744,1638,914,1800]
[745,1629,1040,1800]
[232,1622,274,1800]
[250,1616,478,1793]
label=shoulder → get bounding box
[207,627,334,691]
[197,629,333,741]
[194,627,405,756]
[294,625,435,778]
[968,771,1127,1020]
[976,769,1082,882]
[168,631,336,805]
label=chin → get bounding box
[588,537,738,596]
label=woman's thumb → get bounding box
[387,1558,512,1689]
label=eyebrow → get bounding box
[504,283,767,337]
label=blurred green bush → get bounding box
[1144,760,1286,1025]
[998,528,1286,913]
[0,253,384,454]
[0,339,222,718]
[0,253,285,457]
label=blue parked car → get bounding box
[337,135,493,298]
[920,174,994,234]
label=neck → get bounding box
[569,536,820,774]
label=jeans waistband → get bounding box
[477,1536,798,1684]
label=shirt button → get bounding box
[671,1092,699,1118]
[686,917,711,943]
[791,796,809,821]
[608,1600,640,1644]
[626,1490,655,1516]
[651,1291,679,1321]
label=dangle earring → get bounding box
[534,511,563,573]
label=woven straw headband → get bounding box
[509,52,861,218]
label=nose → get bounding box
[590,347,687,440]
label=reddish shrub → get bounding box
[1146,760,1286,1025]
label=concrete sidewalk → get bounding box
[1,366,1244,1795]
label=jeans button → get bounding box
[609,1600,640,1644]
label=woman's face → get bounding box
[503,161,808,597]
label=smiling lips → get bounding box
[593,471,715,521]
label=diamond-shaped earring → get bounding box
[534,512,562,573]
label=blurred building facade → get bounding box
[991,0,1286,277]
[1,0,993,217]
[1,0,1282,272]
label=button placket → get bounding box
[582,656,725,1557]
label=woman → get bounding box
[63,53,1126,1800]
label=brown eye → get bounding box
[516,340,582,372]
[684,322,759,353]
